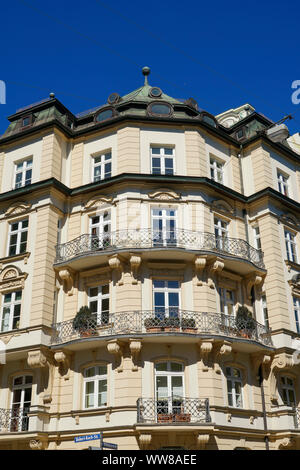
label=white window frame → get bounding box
[280,376,296,406]
[14,159,32,189]
[7,218,28,257]
[151,207,177,246]
[284,229,297,263]
[150,146,175,175]
[277,171,289,197]
[153,280,180,318]
[0,290,22,332]
[253,225,261,250]
[219,287,235,319]
[293,297,300,334]
[89,211,111,248]
[10,375,32,432]
[210,157,224,184]
[225,366,243,408]
[155,361,185,416]
[261,294,269,330]
[92,151,112,182]
[83,365,108,409]
[88,285,110,325]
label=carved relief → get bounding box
[108,255,124,286]
[270,353,294,404]
[199,340,214,371]
[195,433,210,450]
[129,254,142,285]
[245,273,263,300]
[194,256,206,286]
[107,340,124,372]
[129,338,142,371]
[139,434,152,449]
[29,439,48,450]
[84,195,114,210]
[58,268,75,295]
[0,266,28,293]
[211,199,234,215]
[27,349,55,404]
[5,201,32,217]
[148,188,181,200]
[54,350,72,379]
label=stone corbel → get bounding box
[245,273,263,300]
[250,353,272,382]
[129,338,142,371]
[195,433,210,450]
[270,353,294,404]
[194,257,206,286]
[27,349,55,404]
[199,340,214,371]
[278,437,295,449]
[129,254,142,285]
[107,339,124,372]
[214,341,232,374]
[54,350,73,380]
[108,255,124,286]
[58,268,75,296]
[29,438,48,450]
[139,434,152,450]
[207,258,224,289]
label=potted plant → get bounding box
[174,413,191,422]
[157,413,173,423]
[235,306,256,338]
[181,317,197,333]
[164,316,180,332]
[144,317,163,333]
[72,306,96,337]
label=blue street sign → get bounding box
[102,442,118,449]
[74,433,102,443]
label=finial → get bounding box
[142,66,150,86]
[49,92,55,99]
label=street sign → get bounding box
[102,442,118,449]
[74,433,102,443]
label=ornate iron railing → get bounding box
[51,309,272,346]
[54,229,264,268]
[0,407,30,432]
[137,397,211,424]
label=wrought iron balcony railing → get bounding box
[0,407,29,432]
[54,229,264,268]
[51,309,272,346]
[137,397,211,424]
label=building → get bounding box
[0,67,300,450]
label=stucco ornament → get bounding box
[148,188,181,200]
[108,255,124,285]
[27,349,54,404]
[58,268,75,295]
[194,256,206,286]
[5,201,32,217]
[107,339,124,372]
[129,338,142,371]
[199,340,214,371]
[129,254,141,284]
[84,195,113,210]
[270,353,294,403]
[195,433,210,450]
[0,266,28,293]
[139,434,152,449]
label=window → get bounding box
[151,147,174,175]
[285,229,297,263]
[261,295,269,330]
[88,285,109,325]
[10,375,32,432]
[226,367,243,408]
[21,115,32,128]
[14,159,32,189]
[219,288,235,325]
[147,102,173,117]
[8,219,28,256]
[95,108,115,122]
[151,208,177,246]
[294,297,300,334]
[280,376,296,406]
[83,365,107,409]
[277,171,289,196]
[90,211,111,249]
[153,280,180,319]
[155,361,184,418]
[214,217,229,250]
[0,290,22,332]
[92,152,112,182]
[253,226,261,250]
[210,157,224,184]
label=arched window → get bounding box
[83,365,107,409]
[225,367,243,408]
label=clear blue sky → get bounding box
[1,0,300,135]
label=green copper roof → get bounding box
[120,83,182,105]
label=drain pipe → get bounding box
[258,364,270,450]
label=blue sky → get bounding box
[1,0,300,135]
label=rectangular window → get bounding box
[210,157,224,184]
[277,171,289,196]
[294,297,300,334]
[153,280,180,319]
[0,290,22,332]
[152,208,177,246]
[280,376,296,406]
[92,152,112,182]
[151,147,174,175]
[261,295,269,329]
[14,159,32,189]
[90,211,111,249]
[8,219,28,257]
[84,365,107,409]
[253,226,261,250]
[88,285,109,325]
[214,217,229,251]
[219,288,235,318]
[285,229,297,263]
[226,367,243,408]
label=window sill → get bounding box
[0,252,30,269]
[285,259,300,272]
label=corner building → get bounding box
[1,68,300,450]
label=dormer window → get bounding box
[149,87,162,98]
[95,108,116,123]
[199,112,217,128]
[21,115,32,128]
[147,102,173,117]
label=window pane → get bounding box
[155,362,168,371]
[85,367,95,378]
[98,380,107,406]
[170,362,183,372]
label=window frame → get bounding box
[150,146,175,175]
[83,365,108,410]
[225,366,244,409]
[152,280,180,318]
[277,170,289,197]
[209,156,224,184]
[284,229,298,263]
[253,225,261,250]
[88,284,110,325]
[293,296,300,334]
[91,151,112,182]
[280,375,296,407]
[261,294,269,330]
[7,218,29,257]
[0,290,22,332]
[14,158,33,189]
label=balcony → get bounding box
[51,309,272,347]
[54,229,265,271]
[137,397,211,424]
[0,408,29,433]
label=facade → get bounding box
[0,67,300,450]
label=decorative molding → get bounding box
[214,341,232,374]
[84,195,114,210]
[139,434,152,449]
[277,437,295,449]
[107,339,124,372]
[207,257,224,289]
[129,338,142,371]
[270,353,294,403]
[58,268,76,295]
[280,212,299,228]
[245,273,263,300]
[211,199,234,215]
[29,439,48,450]
[108,255,124,285]
[199,339,214,371]
[27,349,55,404]
[5,201,32,217]
[195,433,210,450]
[54,350,72,380]
[194,256,206,286]
[129,254,142,285]
[148,188,181,201]
[0,266,28,293]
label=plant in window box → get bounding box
[235,306,256,339]
[72,306,96,337]
[144,317,163,333]
[157,413,173,423]
[174,413,191,422]
[163,316,180,332]
[181,317,197,333]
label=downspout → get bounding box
[258,364,270,450]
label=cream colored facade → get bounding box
[1,72,300,450]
